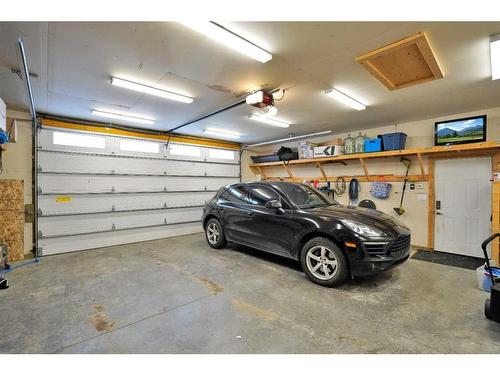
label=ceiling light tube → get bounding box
[491,34,500,80]
[246,130,332,148]
[111,77,193,103]
[204,127,241,139]
[248,114,290,128]
[325,88,366,111]
[180,22,272,63]
[92,110,154,125]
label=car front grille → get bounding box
[363,234,411,258]
[389,234,411,258]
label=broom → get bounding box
[394,158,411,216]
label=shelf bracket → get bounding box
[417,153,425,176]
[315,161,327,181]
[358,157,369,180]
[282,162,295,180]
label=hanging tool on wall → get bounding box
[393,157,411,215]
[348,178,360,206]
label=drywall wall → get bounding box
[241,106,500,248]
[0,109,33,254]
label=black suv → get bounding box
[202,182,411,287]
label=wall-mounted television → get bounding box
[435,115,487,146]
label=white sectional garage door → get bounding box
[37,126,240,255]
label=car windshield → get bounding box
[274,183,338,209]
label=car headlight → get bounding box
[341,220,384,237]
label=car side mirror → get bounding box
[265,200,285,214]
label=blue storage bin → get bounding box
[380,132,407,151]
[364,137,382,152]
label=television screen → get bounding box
[435,115,486,146]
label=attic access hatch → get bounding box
[355,32,444,90]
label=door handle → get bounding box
[436,212,442,215]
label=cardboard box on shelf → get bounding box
[313,145,343,157]
[319,138,343,147]
[298,141,319,159]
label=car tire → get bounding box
[300,237,348,287]
[205,218,227,249]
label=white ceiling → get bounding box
[1,22,500,143]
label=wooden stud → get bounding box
[492,183,500,265]
[427,159,435,250]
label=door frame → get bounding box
[427,152,500,262]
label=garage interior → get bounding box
[1,21,500,354]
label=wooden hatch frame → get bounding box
[355,32,444,90]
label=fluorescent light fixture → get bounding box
[204,127,241,139]
[491,34,500,80]
[92,110,154,125]
[111,77,193,103]
[325,88,366,111]
[180,22,272,63]
[247,130,332,148]
[249,114,290,128]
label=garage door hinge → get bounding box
[111,169,115,174]
[37,165,42,172]
[112,224,116,230]
[37,230,43,238]
[204,186,207,191]
[111,205,115,211]
[164,219,167,224]
[37,186,42,194]
[163,186,167,191]
[164,202,167,208]
[111,186,115,192]
[37,208,42,215]
[163,171,167,175]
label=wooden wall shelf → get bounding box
[250,142,500,182]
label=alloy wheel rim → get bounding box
[207,223,220,244]
[306,245,338,280]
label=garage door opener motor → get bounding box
[482,233,500,322]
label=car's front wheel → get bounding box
[300,237,348,287]
[205,218,227,249]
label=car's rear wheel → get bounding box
[205,218,227,249]
[300,237,348,287]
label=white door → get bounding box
[434,157,491,257]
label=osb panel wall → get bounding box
[0,179,24,262]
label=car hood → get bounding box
[305,205,410,237]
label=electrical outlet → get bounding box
[409,183,415,190]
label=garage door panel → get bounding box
[38,174,236,194]
[38,222,201,256]
[39,151,239,177]
[38,191,215,216]
[37,127,240,255]
[38,207,202,237]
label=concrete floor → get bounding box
[1,233,500,354]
